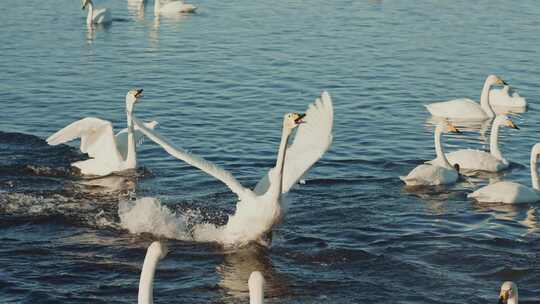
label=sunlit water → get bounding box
[1,0,540,303]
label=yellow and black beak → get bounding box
[497,78,508,86]
[498,290,509,304]
[82,5,85,9]
[508,120,519,130]
[134,89,144,98]
[449,124,461,134]
[294,113,306,124]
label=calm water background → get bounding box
[1,0,540,303]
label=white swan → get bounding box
[249,271,265,304]
[429,115,519,172]
[154,0,197,16]
[498,281,518,304]
[81,0,112,26]
[133,92,333,246]
[490,85,527,108]
[425,75,507,120]
[400,121,461,186]
[138,241,168,304]
[468,143,540,204]
[47,89,158,177]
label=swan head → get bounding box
[487,75,508,86]
[439,120,461,134]
[147,241,168,260]
[498,281,518,304]
[283,112,305,131]
[248,271,265,303]
[81,0,93,10]
[126,88,144,112]
[495,115,519,130]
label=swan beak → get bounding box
[497,78,508,86]
[508,120,519,130]
[498,290,509,304]
[449,125,461,134]
[134,89,144,98]
[294,113,306,124]
[82,5,85,9]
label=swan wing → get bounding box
[425,98,488,120]
[445,149,506,172]
[468,181,539,204]
[254,91,333,195]
[116,121,159,160]
[489,86,527,107]
[400,164,457,186]
[93,8,112,24]
[132,116,252,200]
[47,117,122,165]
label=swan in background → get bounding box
[154,0,197,16]
[133,92,333,246]
[498,281,518,304]
[429,115,519,172]
[81,0,112,27]
[400,121,461,186]
[490,85,527,108]
[138,241,168,304]
[249,271,265,304]
[425,75,508,120]
[468,143,540,204]
[47,89,158,177]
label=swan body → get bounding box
[133,92,333,246]
[47,89,157,177]
[468,144,540,204]
[498,281,518,304]
[154,0,197,15]
[490,86,527,108]
[400,121,460,186]
[425,75,507,120]
[430,115,518,172]
[138,241,168,304]
[82,0,112,26]
[249,271,265,304]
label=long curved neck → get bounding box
[479,78,495,117]
[138,253,159,304]
[531,151,539,190]
[434,126,452,168]
[489,119,504,160]
[126,106,137,168]
[86,1,94,26]
[154,0,160,15]
[267,127,291,200]
[509,294,518,304]
[250,285,264,304]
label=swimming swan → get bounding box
[425,75,507,120]
[47,89,158,177]
[490,85,527,108]
[430,115,519,172]
[132,92,333,246]
[154,0,197,16]
[498,281,518,304]
[468,144,540,204]
[400,121,461,186]
[82,0,112,26]
[249,271,265,304]
[138,241,168,304]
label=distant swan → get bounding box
[138,241,168,304]
[425,75,508,120]
[468,143,540,204]
[249,271,265,304]
[154,0,197,16]
[47,89,158,177]
[133,92,333,246]
[490,85,527,108]
[498,281,518,304]
[400,121,461,186]
[429,115,519,172]
[81,0,112,26]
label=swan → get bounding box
[498,281,518,304]
[490,85,527,108]
[138,241,168,304]
[47,88,158,177]
[132,92,333,246]
[425,75,508,120]
[154,0,197,16]
[249,271,265,304]
[400,121,461,186]
[81,0,112,27]
[468,143,540,204]
[429,115,519,172]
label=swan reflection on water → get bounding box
[127,0,146,20]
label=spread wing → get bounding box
[116,121,159,160]
[47,117,122,165]
[254,91,334,195]
[132,116,252,200]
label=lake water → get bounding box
[1,0,540,303]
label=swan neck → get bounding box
[138,252,159,304]
[126,109,137,167]
[434,126,452,168]
[154,0,160,15]
[250,285,264,304]
[531,151,539,190]
[268,127,291,199]
[480,78,495,117]
[489,119,503,160]
[86,1,94,25]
